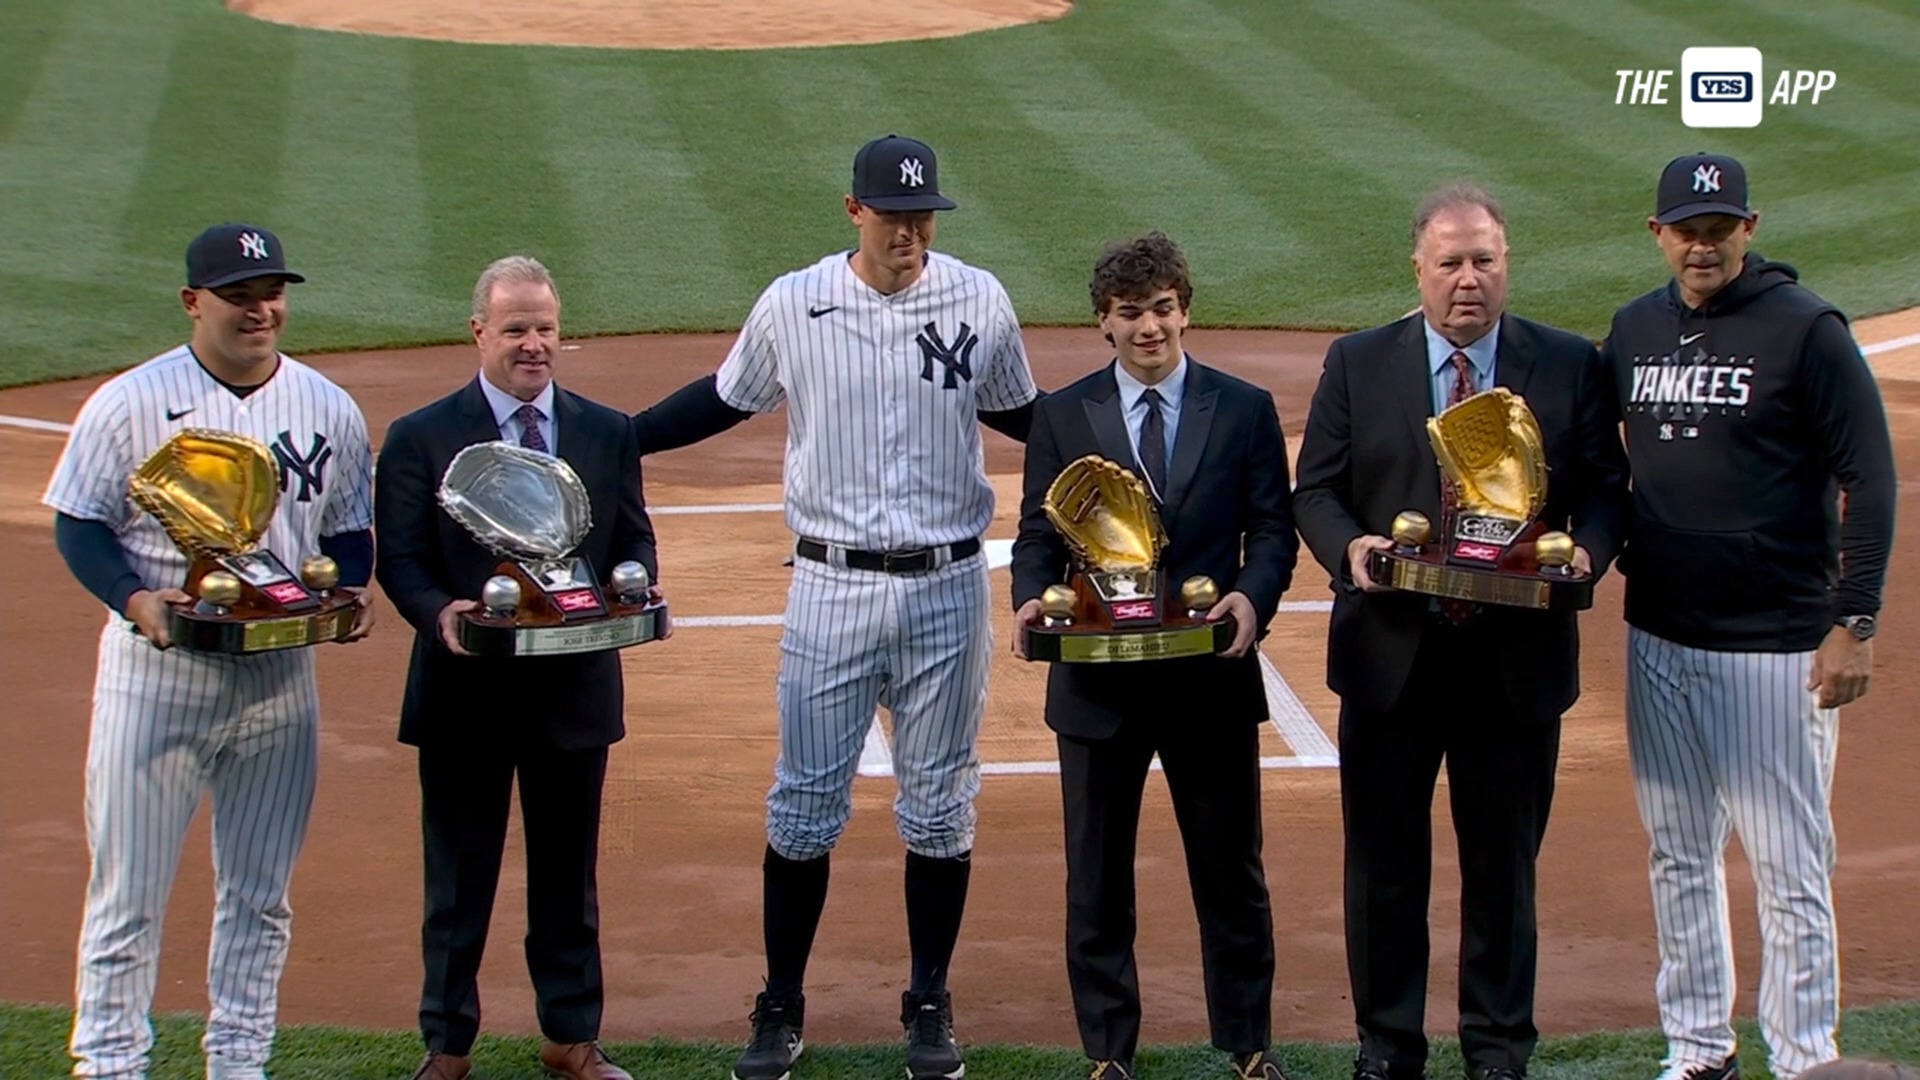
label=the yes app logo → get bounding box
[1682,47,1763,128]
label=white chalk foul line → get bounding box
[1864,332,1920,356]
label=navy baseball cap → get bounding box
[851,134,957,212]
[185,223,306,289]
[1655,152,1754,224]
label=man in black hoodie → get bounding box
[1603,153,1896,1080]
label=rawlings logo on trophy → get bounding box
[128,429,358,652]
[1021,454,1233,663]
[437,442,667,656]
[1369,388,1592,610]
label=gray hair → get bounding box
[471,255,559,322]
[1411,183,1507,250]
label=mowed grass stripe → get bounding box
[276,32,445,348]
[529,55,769,335]
[1043,5,1325,322]
[406,39,583,314]
[115,8,299,269]
[0,0,68,141]
[0,0,194,374]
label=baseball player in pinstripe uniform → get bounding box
[1604,154,1897,1080]
[43,224,375,1080]
[631,134,1039,1080]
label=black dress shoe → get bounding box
[1355,1055,1427,1080]
[1466,1067,1524,1080]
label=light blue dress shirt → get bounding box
[1113,354,1186,496]
[1423,320,1499,414]
[478,373,557,454]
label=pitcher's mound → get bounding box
[229,0,1073,50]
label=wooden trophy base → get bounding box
[1369,521,1593,611]
[171,554,359,654]
[457,560,669,657]
[1022,569,1236,663]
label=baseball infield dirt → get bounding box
[2,320,1916,1051]
[227,0,1074,50]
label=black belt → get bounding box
[794,537,980,574]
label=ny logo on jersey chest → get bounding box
[916,321,978,389]
[273,431,332,502]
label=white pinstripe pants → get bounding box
[766,553,991,862]
[1625,627,1841,1080]
[69,623,321,1079]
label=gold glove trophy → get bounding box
[128,429,359,653]
[1021,455,1234,663]
[1367,388,1593,610]
[438,442,666,656]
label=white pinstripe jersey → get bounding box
[716,250,1038,550]
[43,345,374,607]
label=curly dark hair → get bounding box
[1089,231,1193,316]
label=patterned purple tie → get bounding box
[514,402,548,453]
[1440,352,1477,626]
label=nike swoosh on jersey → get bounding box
[808,304,839,318]
[166,407,194,420]
[1679,332,1706,346]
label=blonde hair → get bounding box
[471,255,559,323]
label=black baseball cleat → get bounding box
[901,989,965,1079]
[732,990,805,1080]
[1234,1048,1292,1079]
[1465,1066,1524,1080]
[1087,1060,1134,1080]
[1355,1055,1427,1080]
[1661,1054,1740,1080]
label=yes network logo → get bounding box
[1614,47,1836,128]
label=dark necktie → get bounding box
[1439,351,1477,625]
[1138,388,1168,499]
[514,402,548,453]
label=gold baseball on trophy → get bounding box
[300,554,340,593]
[1391,510,1432,548]
[1535,531,1577,569]
[199,570,242,608]
[1180,575,1220,613]
[1039,584,1077,621]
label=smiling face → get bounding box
[1100,287,1189,385]
[1651,212,1757,308]
[183,276,289,379]
[473,278,560,401]
[1412,204,1509,347]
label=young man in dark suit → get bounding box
[374,256,662,1080]
[1011,231,1299,1080]
[1291,185,1630,1080]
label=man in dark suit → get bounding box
[1291,185,1630,1080]
[374,256,661,1080]
[1011,232,1299,1080]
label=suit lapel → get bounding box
[1394,316,1435,447]
[1081,366,1139,476]
[1491,316,1535,397]
[457,377,505,447]
[552,385,587,465]
[1162,359,1216,513]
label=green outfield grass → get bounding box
[2,0,1917,388]
[1,1001,1915,1080]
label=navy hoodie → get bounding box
[1602,253,1896,652]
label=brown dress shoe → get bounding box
[539,1040,633,1080]
[410,1052,473,1080]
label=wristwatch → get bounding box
[1838,614,1877,641]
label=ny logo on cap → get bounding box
[238,231,271,260]
[899,157,925,188]
[1692,164,1722,194]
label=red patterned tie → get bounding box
[515,402,548,453]
[1439,351,1476,625]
